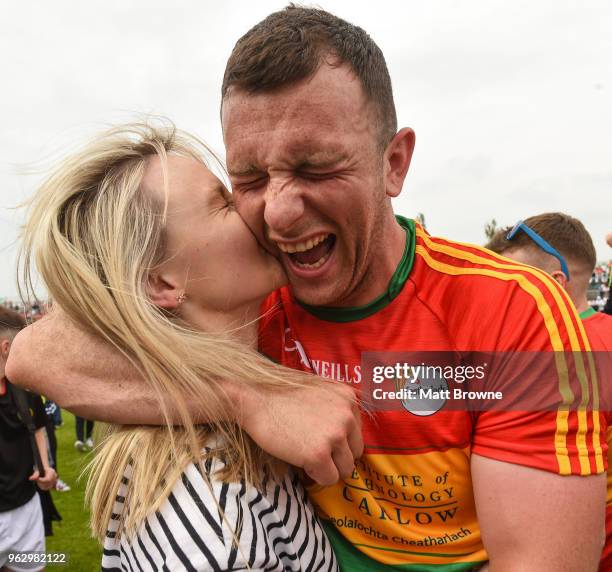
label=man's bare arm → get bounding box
[7,311,363,485]
[472,453,605,570]
[7,313,162,423]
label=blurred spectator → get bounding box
[43,399,70,493]
[486,213,612,570]
[604,233,612,316]
[75,416,95,451]
[45,397,63,427]
[0,307,57,571]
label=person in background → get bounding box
[604,232,612,316]
[74,415,94,452]
[0,307,57,572]
[45,398,62,427]
[43,400,70,492]
[486,212,612,570]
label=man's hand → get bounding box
[235,381,363,486]
[472,453,605,571]
[29,466,58,491]
[7,310,364,482]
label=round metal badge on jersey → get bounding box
[397,368,448,417]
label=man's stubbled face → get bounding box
[222,63,389,307]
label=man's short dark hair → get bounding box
[485,212,597,274]
[221,4,397,147]
[0,306,26,336]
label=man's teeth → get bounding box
[277,233,329,254]
[293,250,332,269]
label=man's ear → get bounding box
[550,270,568,290]
[384,127,416,199]
[146,273,182,310]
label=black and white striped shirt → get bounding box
[101,453,337,572]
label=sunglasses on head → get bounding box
[506,221,570,281]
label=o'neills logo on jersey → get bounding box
[283,327,361,384]
[310,360,361,384]
[283,327,311,370]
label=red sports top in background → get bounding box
[580,307,612,571]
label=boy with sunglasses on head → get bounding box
[486,212,612,570]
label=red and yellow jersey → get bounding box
[579,308,612,570]
[581,308,612,353]
[259,217,606,571]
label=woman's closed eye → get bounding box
[224,194,236,210]
[215,186,236,211]
[205,188,234,216]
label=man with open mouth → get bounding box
[8,5,607,571]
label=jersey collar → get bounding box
[579,307,597,320]
[296,215,416,323]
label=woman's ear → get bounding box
[384,127,416,199]
[146,273,182,310]
[1,339,10,360]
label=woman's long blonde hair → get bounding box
[19,121,348,541]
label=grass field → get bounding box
[46,411,102,571]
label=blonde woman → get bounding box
[20,123,341,571]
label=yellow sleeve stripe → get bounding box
[416,232,603,474]
[419,232,588,342]
[417,229,604,474]
[414,235,603,475]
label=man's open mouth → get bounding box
[277,233,336,270]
